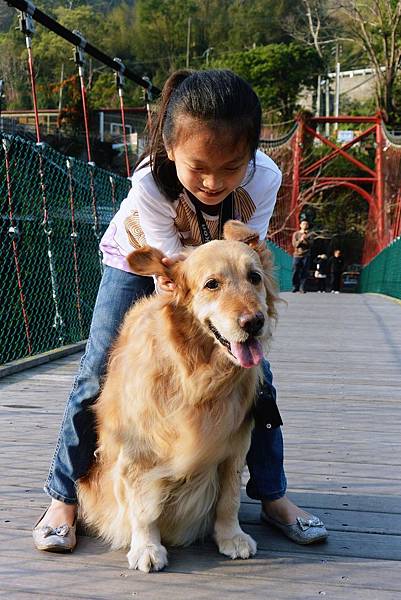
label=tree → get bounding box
[0,2,14,32]
[224,0,293,50]
[132,0,198,75]
[213,43,323,119]
[131,0,300,82]
[286,0,329,59]
[284,0,353,62]
[338,0,401,122]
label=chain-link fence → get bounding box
[359,236,401,300]
[1,131,131,365]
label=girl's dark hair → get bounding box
[143,69,262,200]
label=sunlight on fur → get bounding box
[77,220,278,572]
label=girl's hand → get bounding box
[157,253,187,292]
[161,253,188,268]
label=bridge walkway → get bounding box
[1,293,401,599]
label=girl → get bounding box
[33,70,327,553]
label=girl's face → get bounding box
[166,118,251,205]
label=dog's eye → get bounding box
[248,271,262,285]
[204,279,220,290]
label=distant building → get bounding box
[0,107,148,147]
[301,66,382,113]
[0,109,60,136]
[327,67,379,104]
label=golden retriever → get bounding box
[78,220,278,572]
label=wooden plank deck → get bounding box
[1,292,401,599]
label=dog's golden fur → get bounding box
[78,221,278,572]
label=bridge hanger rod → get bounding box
[6,0,161,98]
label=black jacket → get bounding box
[329,256,344,274]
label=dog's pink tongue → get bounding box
[231,338,264,368]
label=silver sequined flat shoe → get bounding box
[32,509,77,553]
[260,509,328,545]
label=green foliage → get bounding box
[0,0,310,115]
[133,0,197,73]
[213,43,323,119]
[315,191,368,235]
[212,0,293,50]
[392,75,401,127]
[338,0,401,124]
[1,0,399,127]
[0,3,14,32]
[88,72,144,109]
[308,188,368,264]
[302,141,374,263]
[132,0,294,78]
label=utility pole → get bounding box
[334,42,341,119]
[325,77,330,138]
[316,74,321,117]
[316,74,321,136]
[186,17,191,68]
[58,63,64,114]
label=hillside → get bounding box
[0,3,14,31]
[0,0,135,32]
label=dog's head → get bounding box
[127,221,278,369]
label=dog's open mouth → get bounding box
[208,322,264,368]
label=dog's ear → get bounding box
[127,246,170,278]
[223,220,272,268]
[127,247,187,296]
[223,220,260,248]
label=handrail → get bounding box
[381,122,401,147]
[259,122,298,148]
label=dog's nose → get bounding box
[238,312,265,336]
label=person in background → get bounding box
[330,249,344,293]
[292,220,312,293]
[314,254,329,293]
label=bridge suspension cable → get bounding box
[5,0,160,97]
[18,8,67,345]
[70,30,103,272]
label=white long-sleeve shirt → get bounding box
[100,149,281,272]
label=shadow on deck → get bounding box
[1,293,401,599]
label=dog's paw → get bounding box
[216,532,257,560]
[127,543,168,572]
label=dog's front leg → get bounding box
[214,432,257,560]
[125,476,168,572]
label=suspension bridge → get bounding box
[1,0,401,598]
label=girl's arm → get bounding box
[246,168,282,240]
[133,180,191,293]
[135,182,184,257]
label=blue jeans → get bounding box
[45,266,287,504]
[292,255,310,292]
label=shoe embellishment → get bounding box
[296,516,324,531]
[41,524,70,538]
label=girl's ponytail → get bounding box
[144,70,192,199]
[155,70,192,136]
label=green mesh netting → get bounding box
[267,240,292,292]
[1,132,131,365]
[359,236,401,300]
